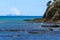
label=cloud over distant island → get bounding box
[7,7,20,16]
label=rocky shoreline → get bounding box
[25,0,60,23]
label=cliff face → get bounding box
[32,0,60,23]
[41,0,60,22]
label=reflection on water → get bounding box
[0,22,60,40]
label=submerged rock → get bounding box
[27,30,49,34]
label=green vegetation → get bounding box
[47,1,52,6]
[53,0,56,2]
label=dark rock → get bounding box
[49,29,53,31]
[28,31,39,34]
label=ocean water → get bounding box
[0,16,42,22]
[0,16,60,40]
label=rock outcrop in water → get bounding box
[43,0,60,22]
[32,0,60,23]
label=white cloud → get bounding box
[10,8,20,16]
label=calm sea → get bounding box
[0,16,42,21]
[0,16,60,40]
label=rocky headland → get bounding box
[31,0,60,23]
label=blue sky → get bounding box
[0,0,50,16]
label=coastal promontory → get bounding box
[32,0,60,23]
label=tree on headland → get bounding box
[47,1,52,6]
[53,0,56,2]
